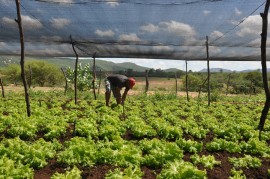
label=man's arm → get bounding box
[122,88,129,104]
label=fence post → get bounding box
[92,53,97,100]
[15,0,31,116]
[70,35,79,105]
[206,36,210,106]
[145,70,149,94]
[0,78,4,98]
[185,60,189,101]
[258,0,270,139]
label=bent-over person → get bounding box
[105,74,135,106]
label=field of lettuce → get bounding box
[0,91,270,179]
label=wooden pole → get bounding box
[28,65,32,89]
[70,35,78,105]
[185,60,189,101]
[226,73,231,96]
[145,70,149,94]
[258,0,270,138]
[92,53,97,100]
[61,67,68,95]
[175,72,178,95]
[15,0,31,117]
[198,77,208,99]
[98,69,102,95]
[206,36,210,106]
[0,78,4,98]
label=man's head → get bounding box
[128,77,136,89]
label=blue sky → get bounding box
[0,0,269,71]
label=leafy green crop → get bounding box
[139,138,183,168]
[0,156,34,179]
[51,166,82,179]
[190,154,221,169]
[229,155,262,168]
[0,137,60,169]
[105,165,143,179]
[157,160,207,179]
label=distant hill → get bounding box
[2,56,269,73]
[199,68,233,73]
[164,68,182,72]
[241,69,270,72]
[0,56,149,72]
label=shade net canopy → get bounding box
[0,0,268,61]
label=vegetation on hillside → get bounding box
[0,59,267,95]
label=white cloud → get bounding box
[95,29,115,37]
[235,15,261,37]
[235,7,242,16]
[140,21,198,45]
[96,0,119,7]
[248,37,270,47]
[209,46,222,55]
[203,10,211,16]
[46,0,73,3]
[0,0,14,6]
[140,24,159,33]
[210,30,223,39]
[22,15,43,29]
[50,18,70,29]
[2,15,42,29]
[159,21,196,37]
[152,46,173,51]
[41,36,63,42]
[183,37,204,46]
[26,43,73,56]
[2,17,16,27]
[106,2,119,7]
[119,33,141,42]
[0,42,6,47]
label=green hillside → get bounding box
[0,56,149,72]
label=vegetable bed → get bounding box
[0,92,270,179]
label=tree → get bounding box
[126,69,133,76]
[25,61,63,87]
[244,71,263,87]
[182,74,202,92]
[2,64,21,85]
[2,60,63,87]
[66,63,94,91]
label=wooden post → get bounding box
[0,78,4,98]
[185,60,189,101]
[15,0,31,117]
[28,65,32,89]
[175,72,178,95]
[70,35,78,105]
[61,67,68,95]
[206,36,210,106]
[98,69,102,95]
[198,77,208,99]
[258,0,270,138]
[92,53,97,100]
[145,70,149,93]
[226,73,231,96]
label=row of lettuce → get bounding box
[0,93,270,178]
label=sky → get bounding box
[0,0,269,70]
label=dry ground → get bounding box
[2,77,200,98]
